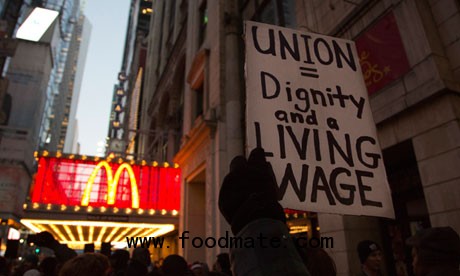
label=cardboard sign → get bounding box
[245,21,394,218]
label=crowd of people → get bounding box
[1,226,459,276]
[1,148,459,276]
[0,243,233,276]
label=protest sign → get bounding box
[245,21,394,218]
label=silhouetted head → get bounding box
[59,253,110,276]
[132,247,151,267]
[162,254,189,276]
[110,249,130,271]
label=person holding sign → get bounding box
[218,148,310,276]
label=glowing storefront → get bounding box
[21,152,181,251]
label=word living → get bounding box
[255,123,383,208]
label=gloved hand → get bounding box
[218,148,285,234]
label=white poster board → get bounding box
[245,21,394,218]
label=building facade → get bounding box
[0,38,53,254]
[32,0,81,150]
[128,0,460,275]
[107,0,152,159]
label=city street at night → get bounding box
[0,0,460,276]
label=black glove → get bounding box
[218,148,285,234]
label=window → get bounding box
[187,49,208,121]
[169,0,176,33]
[259,0,277,24]
[194,83,204,119]
[0,0,6,17]
[198,0,208,45]
[254,0,296,28]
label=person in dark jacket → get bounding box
[109,250,129,276]
[125,247,151,276]
[406,226,460,276]
[356,240,383,276]
[302,248,336,276]
[213,253,232,276]
[34,231,77,265]
[218,147,310,276]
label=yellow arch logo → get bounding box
[81,161,140,209]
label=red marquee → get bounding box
[31,156,181,211]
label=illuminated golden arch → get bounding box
[81,161,140,209]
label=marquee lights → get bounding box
[289,225,309,234]
[49,224,67,242]
[63,225,76,242]
[31,154,180,211]
[25,202,179,216]
[21,219,175,247]
[89,226,94,243]
[105,227,119,242]
[96,226,108,243]
[77,225,84,241]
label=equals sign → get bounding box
[299,67,319,78]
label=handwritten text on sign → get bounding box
[245,21,394,218]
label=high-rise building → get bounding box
[0,19,56,255]
[48,12,91,153]
[32,0,81,150]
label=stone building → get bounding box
[137,0,460,275]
